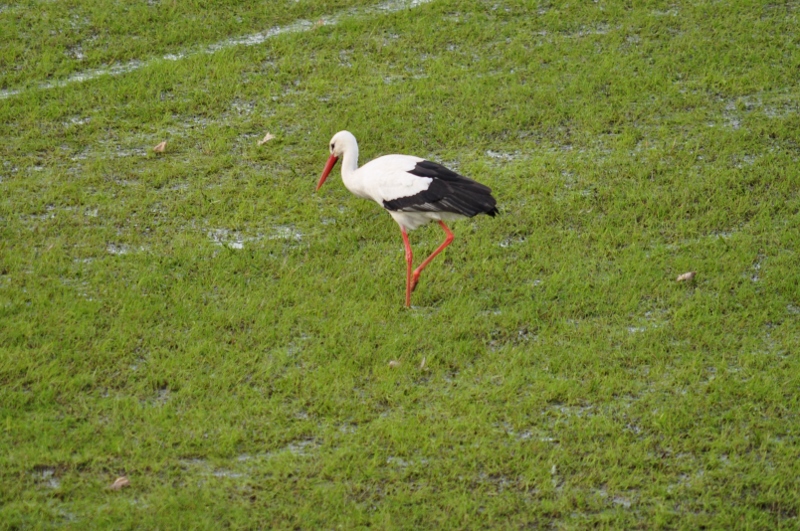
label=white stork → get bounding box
[316,130,498,307]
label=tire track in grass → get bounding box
[0,0,432,101]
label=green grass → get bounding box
[2,0,800,528]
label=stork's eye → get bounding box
[330,143,335,150]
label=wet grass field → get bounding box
[2,0,800,528]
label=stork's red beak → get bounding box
[316,154,339,191]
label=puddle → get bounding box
[155,388,170,405]
[718,93,797,129]
[731,153,758,168]
[485,149,521,162]
[475,471,520,493]
[33,467,60,489]
[612,495,632,508]
[386,456,410,467]
[498,235,525,248]
[338,422,358,434]
[207,228,254,249]
[268,225,303,242]
[502,423,556,444]
[626,308,669,334]
[65,116,91,126]
[408,305,441,316]
[179,458,247,481]
[661,229,737,251]
[487,325,537,352]
[651,8,679,17]
[234,438,320,463]
[106,243,141,255]
[180,458,207,467]
[211,469,244,478]
[60,277,94,300]
[285,438,317,456]
[0,0,433,100]
[286,334,310,356]
[748,255,764,283]
[565,24,613,37]
[66,44,86,61]
[230,98,257,115]
[544,403,595,419]
[207,226,298,249]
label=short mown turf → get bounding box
[1,0,799,528]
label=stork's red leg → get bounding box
[401,227,413,307]
[410,221,454,293]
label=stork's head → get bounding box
[316,130,358,191]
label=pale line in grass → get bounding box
[0,0,432,101]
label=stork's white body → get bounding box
[341,153,467,230]
[316,130,498,306]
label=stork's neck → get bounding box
[340,145,359,181]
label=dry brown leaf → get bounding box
[110,476,130,490]
[315,19,325,27]
[676,271,696,282]
[153,141,167,153]
[388,360,401,368]
[257,133,275,145]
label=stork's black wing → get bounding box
[382,161,498,217]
